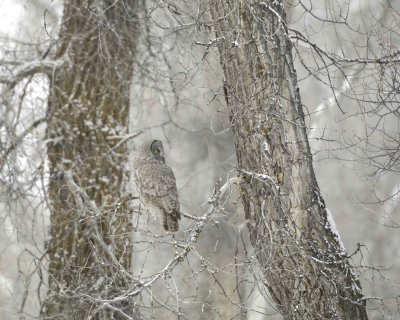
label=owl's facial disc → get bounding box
[151,140,165,163]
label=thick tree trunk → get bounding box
[43,1,139,318]
[209,1,368,319]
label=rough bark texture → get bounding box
[209,1,368,319]
[43,1,139,318]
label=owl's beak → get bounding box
[161,156,165,163]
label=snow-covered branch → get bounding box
[0,59,65,88]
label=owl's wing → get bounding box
[134,164,178,198]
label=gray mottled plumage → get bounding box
[133,140,181,232]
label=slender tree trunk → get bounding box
[43,1,139,318]
[209,1,368,319]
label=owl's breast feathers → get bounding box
[134,164,178,197]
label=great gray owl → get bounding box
[133,140,181,232]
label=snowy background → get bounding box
[1,0,399,319]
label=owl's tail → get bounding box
[162,209,181,232]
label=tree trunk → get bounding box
[43,1,139,318]
[209,1,368,319]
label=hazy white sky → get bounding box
[0,0,62,48]
[0,0,24,37]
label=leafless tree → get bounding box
[209,1,367,318]
[42,1,142,318]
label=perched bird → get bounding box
[132,140,181,232]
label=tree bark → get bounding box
[43,1,139,318]
[209,1,368,319]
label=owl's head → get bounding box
[133,139,166,166]
[150,140,165,163]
